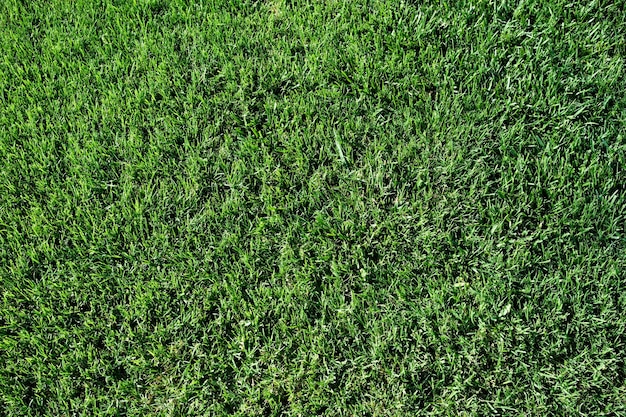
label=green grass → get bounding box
[1,0,626,415]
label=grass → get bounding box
[1,0,625,415]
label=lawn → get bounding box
[1,0,625,415]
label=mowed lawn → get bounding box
[1,0,626,415]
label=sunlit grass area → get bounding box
[1,0,625,415]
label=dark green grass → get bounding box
[1,0,626,415]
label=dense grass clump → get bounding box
[1,0,625,415]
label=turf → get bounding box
[1,0,626,415]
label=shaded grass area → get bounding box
[1,0,626,415]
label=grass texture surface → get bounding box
[1,0,626,415]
